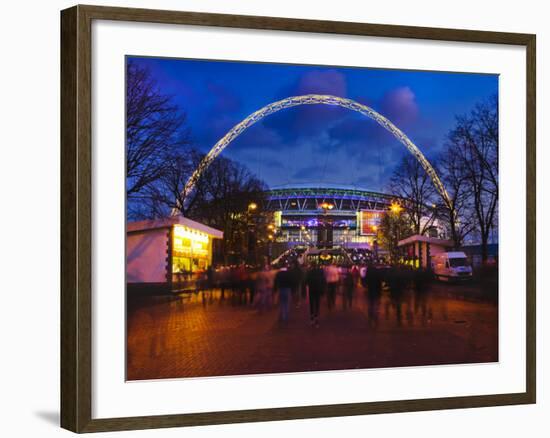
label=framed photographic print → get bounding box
[60,4,536,433]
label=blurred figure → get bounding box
[306,262,326,328]
[359,263,368,289]
[194,269,206,295]
[218,266,229,300]
[403,266,415,325]
[387,265,406,326]
[351,264,360,287]
[366,262,382,327]
[413,267,431,325]
[235,262,248,305]
[289,261,304,309]
[300,266,308,301]
[324,263,339,310]
[274,265,293,324]
[206,264,214,291]
[248,269,257,305]
[255,260,274,313]
[342,266,355,310]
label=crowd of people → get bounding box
[196,259,433,328]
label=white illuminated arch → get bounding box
[176,94,449,213]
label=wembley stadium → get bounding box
[264,183,397,250]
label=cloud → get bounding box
[291,165,323,181]
[263,69,349,140]
[194,71,349,152]
[190,81,253,149]
[193,78,433,191]
[379,86,419,127]
[229,149,285,170]
[293,69,347,97]
[198,76,424,164]
[327,116,398,156]
[229,122,284,151]
[206,82,242,113]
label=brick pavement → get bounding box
[127,283,498,380]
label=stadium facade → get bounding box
[264,183,399,250]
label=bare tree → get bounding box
[187,156,267,263]
[388,154,438,236]
[126,60,190,198]
[443,95,499,260]
[438,148,476,248]
[132,149,208,219]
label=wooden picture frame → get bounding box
[60,4,536,433]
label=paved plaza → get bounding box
[127,282,498,381]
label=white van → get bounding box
[431,251,473,281]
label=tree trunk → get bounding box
[481,234,489,263]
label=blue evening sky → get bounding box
[128,56,498,192]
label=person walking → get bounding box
[289,261,303,308]
[306,262,326,328]
[342,266,355,309]
[351,264,360,287]
[413,266,431,325]
[274,265,294,325]
[324,263,339,310]
[387,265,406,326]
[359,263,368,289]
[366,262,382,327]
[255,261,274,313]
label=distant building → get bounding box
[263,183,444,251]
[264,183,394,249]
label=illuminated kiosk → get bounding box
[127,216,223,293]
[397,235,453,269]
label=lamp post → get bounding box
[246,202,258,265]
[318,202,334,249]
[265,223,276,264]
[389,201,403,215]
[372,224,379,259]
[319,202,334,212]
[389,201,403,264]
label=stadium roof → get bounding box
[264,183,397,212]
[269,182,380,192]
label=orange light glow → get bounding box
[390,202,403,214]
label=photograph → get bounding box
[125,56,499,381]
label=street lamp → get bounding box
[245,202,259,265]
[389,202,403,215]
[319,202,334,211]
[298,224,306,243]
[371,225,379,259]
[388,202,404,263]
[318,202,335,249]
